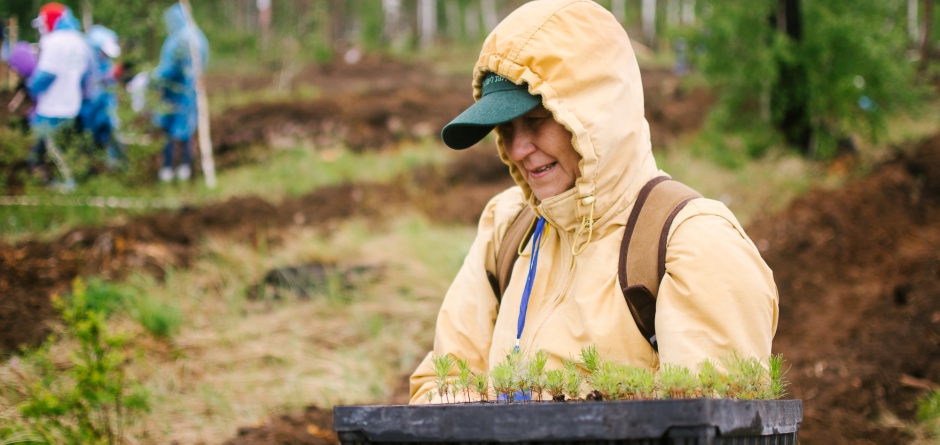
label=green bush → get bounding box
[126,293,182,339]
[694,0,924,158]
[0,279,150,445]
[919,390,940,438]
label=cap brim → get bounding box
[442,88,541,150]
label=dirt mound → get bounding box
[641,68,713,148]
[748,137,940,444]
[223,406,338,445]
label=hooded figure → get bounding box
[409,0,778,403]
[83,25,123,165]
[26,3,92,188]
[152,2,208,182]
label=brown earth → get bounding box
[0,143,511,354]
[747,136,940,444]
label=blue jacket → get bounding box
[152,3,209,140]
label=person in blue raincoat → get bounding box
[27,3,93,189]
[152,2,208,182]
[84,25,123,167]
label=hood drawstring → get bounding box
[572,195,596,256]
[515,216,547,351]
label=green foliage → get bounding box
[720,353,770,399]
[695,0,924,157]
[526,350,549,401]
[1,279,150,444]
[697,359,724,398]
[544,369,566,401]
[490,350,522,403]
[470,371,490,402]
[429,353,456,403]
[126,293,181,339]
[658,364,697,399]
[579,345,601,375]
[918,390,940,439]
[455,358,473,403]
[562,358,584,401]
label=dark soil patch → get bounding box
[0,144,514,354]
[642,68,713,149]
[223,406,338,445]
[748,136,940,444]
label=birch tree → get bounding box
[418,0,436,50]
[642,0,657,46]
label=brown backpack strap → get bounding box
[619,177,702,351]
[487,206,537,304]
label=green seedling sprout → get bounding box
[591,360,625,400]
[545,369,567,401]
[471,371,490,402]
[720,352,765,399]
[579,345,602,375]
[697,359,724,398]
[621,364,655,400]
[491,353,517,403]
[562,358,584,401]
[425,388,435,404]
[527,350,549,401]
[657,364,697,399]
[456,358,473,403]
[429,353,457,403]
[768,354,789,400]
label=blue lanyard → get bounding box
[516,217,547,351]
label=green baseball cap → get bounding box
[441,73,542,150]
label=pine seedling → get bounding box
[579,345,602,375]
[658,364,697,399]
[562,358,585,401]
[456,358,473,402]
[545,369,567,401]
[491,355,516,403]
[425,388,436,404]
[591,360,626,400]
[720,353,765,399]
[527,350,549,401]
[430,353,457,403]
[622,365,655,400]
[697,359,724,398]
[767,354,789,400]
[450,380,459,402]
[471,371,490,402]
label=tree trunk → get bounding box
[667,0,680,28]
[921,0,934,70]
[611,0,626,24]
[418,0,436,50]
[482,0,499,32]
[682,0,696,26]
[330,0,345,45]
[642,0,657,47]
[445,0,461,40]
[465,1,481,40]
[383,0,403,41]
[773,0,812,153]
[910,0,920,42]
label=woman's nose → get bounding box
[505,124,535,162]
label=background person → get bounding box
[152,2,208,183]
[84,25,124,168]
[409,0,778,403]
[26,3,92,190]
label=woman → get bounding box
[409,0,777,403]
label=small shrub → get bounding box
[698,359,724,398]
[721,353,767,399]
[621,365,655,400]
[2,278,150,444]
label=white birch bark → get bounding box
[642,0,657,46]
[612,0,626,24]
[465,1,481,39]
[667,0,680,28]
[418,0,437,50]
[481,0,500,32]
[910,0,919,42]
[682,0,696,25]
[383,0,403,40]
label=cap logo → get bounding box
[482,73,527,97]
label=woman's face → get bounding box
[499,105,581,201]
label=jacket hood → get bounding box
[53,8,81,32]
[473,0,658,233]
[164,3,188,34]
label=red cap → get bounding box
[38,3,67,33]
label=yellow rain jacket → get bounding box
[410,0,778,403]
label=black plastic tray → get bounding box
[334,399,802,445]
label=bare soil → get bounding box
[748,136,940,444]
[0,143,511,354]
